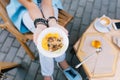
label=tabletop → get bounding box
[74,18,120,80]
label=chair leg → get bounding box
[17,39,35,60]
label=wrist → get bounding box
[48,19,57,27]
[35,24,47,33]
[34,18,48,28]
[47,16,57,27]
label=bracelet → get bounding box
[34,18,48,28]
[47,16,57,23]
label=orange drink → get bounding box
[91,40,101,48]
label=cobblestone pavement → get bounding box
[0,0,120,80]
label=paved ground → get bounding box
[0,0,120,80]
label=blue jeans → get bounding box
[39,53,66,76]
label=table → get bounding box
[74,19,120,80]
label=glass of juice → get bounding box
[91,40,101,48]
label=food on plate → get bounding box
[42,33,63,52]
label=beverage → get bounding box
[100,16,111,26]
[91,40,101,48]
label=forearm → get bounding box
[41,0,57,27]
[41,0,54,19]
[18,0,43,21]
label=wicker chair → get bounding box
[0,0,73,60]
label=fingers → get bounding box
[60,26,68,35]
[49,24,68,36]
[33,25,47,44]
[56,24,68,36]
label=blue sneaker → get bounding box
[63,67,82,80]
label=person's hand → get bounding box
[50,24,68,36]
[33,25,47,45]
[48,19,68,36]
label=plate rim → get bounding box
[36,27,69,58]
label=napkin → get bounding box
[80,33,118,78]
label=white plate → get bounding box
[36,27,69,58]
[94,19,111,33]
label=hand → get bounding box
[50,24,68,36]
[48,19,68,36]
[33,25,47,45]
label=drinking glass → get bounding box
[91,40,101,49]
[91,40,102,54]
